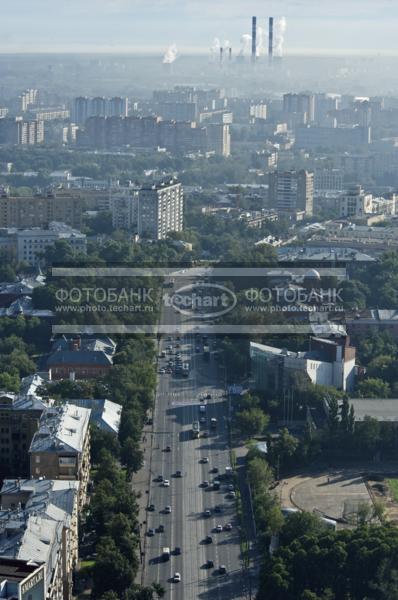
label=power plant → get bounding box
[269,17,274,64]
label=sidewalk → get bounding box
[132,416,156,585]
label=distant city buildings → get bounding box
[295,125,371,150]
[47,336,116,381]
[16,222,87,266]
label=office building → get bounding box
[250,336,356,393]
[16,222,87,266]
[138,177,183,240]
[269,170,314,217]
[339,185,373,218]
[29,404,91,510]
[0,559,46,600]
[314,169,344,193]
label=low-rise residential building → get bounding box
[29,404,91,510]
[0,386,51,479]
[47,336,116,380]
[66,398,122,435]
[250,335,356,393]
[1,478,79,599]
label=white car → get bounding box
[224,523,233,531]
[173,572,181,583]
[165,505,172,514]
[163,479,170,487]
[215,524,223,533]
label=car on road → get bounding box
[215,524,223,533]
[205,560,214,569]
[211,467,219,474]
[156,475,163,482]
[202,431,209,438]
[195,346,201,352]
[163,479,170,487]
[227,491,236,499]
[200,417,206,424]
[159,368,166,374]
[164,446,171,452]
[174,547,181,555]
[204,535,213,544]
[164,505,172,514]
[213,480,220,490]
[214,505,223,513]
[227,484,234,491]
[202,480,209,488]
[206,393,211,399]
[203,509,211,517]
[147,528,155,536]
[175,470,182,477]
[173,572,181,583]
[219,565,227,575]
[148,504,155,511]
[224,523,233,531]
[158,524,165,533]
[201,457,209,464]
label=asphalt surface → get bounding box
[142,288,248,600]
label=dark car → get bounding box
[206,560,214,569]
[164,446,171,452]
[148,504,155,512]
[219,565,227,575]
[174,546,181,555]
[214,505,223,513]
[211,467,219,474]
[158,524,165,533]
[175,470,182,477]
[206,394,211,400]
[204,535,213,544]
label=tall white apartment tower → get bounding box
[138,178,183,240]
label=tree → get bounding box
[358,378,390,399]
[121,438,144,475]
[235,408,269,437]
[93,536,134,597]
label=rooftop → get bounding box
[349,398,398,422]
[29,404,91,454]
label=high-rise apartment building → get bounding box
[111,187,139,230]
[283,93,315,123]
[206,123,231,157]
[269,170,314,217]
[0,118,44,145]
[109,96,129,117]
[73,96,129,124]
[138,178,183,240]
[20,89,38,112]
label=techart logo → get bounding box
[164,283,237,320]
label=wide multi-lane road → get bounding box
[142,286,248,599]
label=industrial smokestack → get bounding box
[251,16,257,63]
[220,47,223,64]
[229,47,232,61]
[268,17,274,63]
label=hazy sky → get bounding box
[1,0,398,55]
